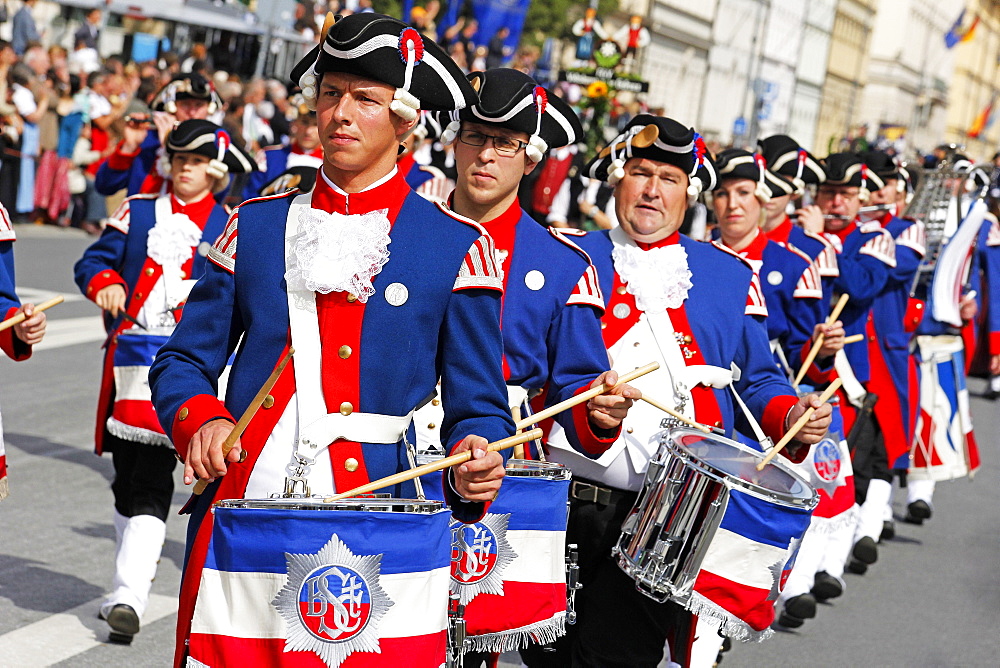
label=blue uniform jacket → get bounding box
[568,229,799,446]
[149,185,515,515]
[95,133,161,197]
[492,207,612,450]
[73,195,230,453]
[0,213,29,361]
[827,221,896,383]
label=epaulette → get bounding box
[783,242,813,265]
[433,200,489,236]
[709,239,754,271]
[236,188,300,210]
[548,227,595,265]
[553,227,587,237]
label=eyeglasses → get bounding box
[458,129,527,156]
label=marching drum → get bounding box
[107,328,175,446]
[415,458,573,653]
[187,497,453,668]
[450,459,572,653]
[614,428,817,640]
[911,335,981,482]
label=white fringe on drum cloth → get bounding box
[106,417,173,448]
[682,593,773,643]
[465,611,566,654]
[186,659,210,668]
[807,505,858,535]
[0,475,8,501]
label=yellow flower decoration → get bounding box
[587,81,609,98]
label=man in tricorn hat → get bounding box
[525,115,832,667]
[96,72,224,197]
[149,13,515,666]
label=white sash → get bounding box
[284,193,412,467]
[833,350,867,408]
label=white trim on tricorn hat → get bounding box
[294,13,475,121]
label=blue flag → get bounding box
[945,8,966,49]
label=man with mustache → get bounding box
[526,115,832,668]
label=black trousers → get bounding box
[109,435,177,521]
[520,482,695,668]
[848,400,892,503]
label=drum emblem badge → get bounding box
[812,437,842,483]
[272,533,393,668]
[449,512,517,604]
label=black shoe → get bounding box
[880,520,895,542]
[784,593,817,619]
[812,571,843,601]
[852,536,878,565]
[906,500,932,521]
[106,604,140,643]
[846,559,868,575]
[776,611,806,629]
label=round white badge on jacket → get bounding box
[767,270,783,286]
[613,303,631,319]
[385,282,408,306]
[525,270,545,291]
[198,242,212,257]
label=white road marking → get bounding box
[0,593,177,666]
[0,316,106,356]
[15,288,86,305]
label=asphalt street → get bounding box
[1,224,997,667]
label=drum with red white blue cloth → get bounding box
[449,459,571,653]
[108,328,174,447]
[186,497,452,668]
[614,428,817,641]
[911,335,981,482]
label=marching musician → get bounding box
[96,72,224,198]
[858,151,926,540]
[438,67,635,453]
[434,65,638,666]
[758,134,840,287]
[798,152,896,576]
[74,120,256,643]
[711,149,832,381]
[241,93,323,201]
[525,115,832,668]
[712,149,847,631]
[0,201,47,501]
[147,14,515,666]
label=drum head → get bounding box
[216,497,446,513]
[666,429,814,505]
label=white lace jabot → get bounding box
[284,206,392,302]
[612,233,693,312]
[147,209,202,308]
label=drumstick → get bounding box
[756,378,843,471]
[794,293,850,386]
[323,428,545,502]
[514,362,660,430]
[0,295,64,333]
[192,347,295,495]
[843,334,865,345]
[638,394,712,434]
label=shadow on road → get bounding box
[7,433,113,482]
[70,521,187,573]
[0,555,104,613]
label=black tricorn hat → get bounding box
[860,150,901,182]
[821,152,885,202]
[441,68,582,161]
[586,114,716,202]
[165,120,257,178]
[259,165,318,197]
[715,148,795,202]
[412,110,444,143]
[152,72,222,114]
[290,13,478,119]
[757,134,825,195]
